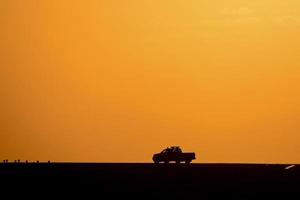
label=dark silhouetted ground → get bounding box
[1,163,299,198]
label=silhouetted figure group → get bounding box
[2,159,51,164]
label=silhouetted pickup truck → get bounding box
[152,146,196,164]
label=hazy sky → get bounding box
[1,0,300,163]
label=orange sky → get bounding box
[1,0,300,163]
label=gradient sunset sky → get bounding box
[1,0,300,163]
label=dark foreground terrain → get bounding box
[1,163,299,198]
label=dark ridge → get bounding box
[1,163,299,198]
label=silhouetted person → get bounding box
[36,160,39,163]
[166,147,171,153]
[25,160,28,163]
[48,160,51,163]
[18,159,20,163]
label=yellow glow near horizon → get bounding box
[1,0,300,163]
